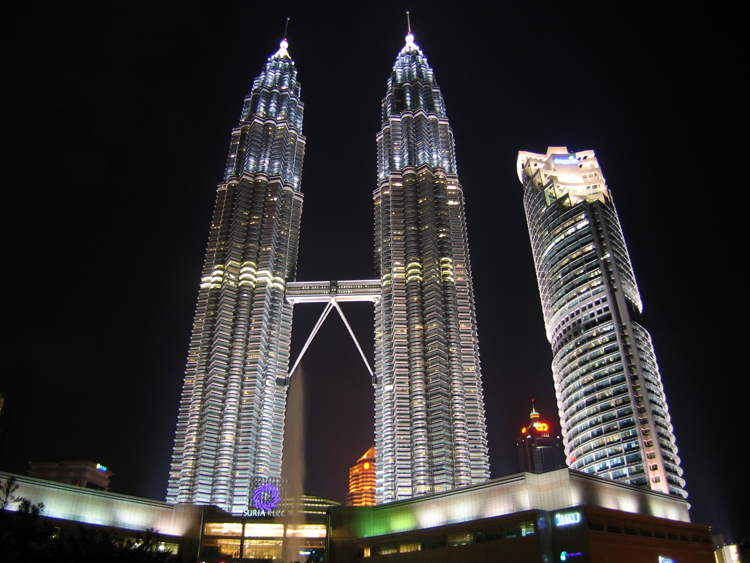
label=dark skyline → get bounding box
[3,1,744,542]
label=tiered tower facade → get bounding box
[167,40,305,514]
[168,31,493,513]
[518,147,686,498]
[373,33,490,503]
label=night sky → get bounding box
[3,0,745,543]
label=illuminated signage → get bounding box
[533,422,549,432]
[658,558,675,563]
[252,483,281,511]
[243,508,286,517]
[560,551,583,561]
[96,464,107,472]
[553,155,579,165]
[555,512,581,526]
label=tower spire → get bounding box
[273,18,291,59]
[530,399,539,420]
[402,11,418,53]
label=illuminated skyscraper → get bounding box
[517,147,686,498]
[167,39,305,514]
[374,32,490,503]
[346,445,376,507]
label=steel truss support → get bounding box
[288,298,374,381]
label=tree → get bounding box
[0,477,188,562]
[0,475,20,509]
[0,477,51,562]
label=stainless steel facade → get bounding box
[167,40,305,514]
[168,32,492,513]
[518,147,686,499]
[373,34,490,503]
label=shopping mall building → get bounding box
[0,468,714,562]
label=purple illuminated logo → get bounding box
[252,483,281,511]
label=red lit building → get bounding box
[517,404,565,474]
[347,445,376,506]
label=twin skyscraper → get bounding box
[167,31,685,515]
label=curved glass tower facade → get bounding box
[374,33,490,503]
[518,147,686,499]
[167,40,305,514]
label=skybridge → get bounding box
[285,279,381,381]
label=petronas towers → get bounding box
[167,40,305,514]
[168,27,684,514]
[374,33,489,501]
[167,31,489,513]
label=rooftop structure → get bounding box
[28,460,114,491]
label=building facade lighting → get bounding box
[517,147,686,499]
[373,32,490,502]
[166,40,306,515]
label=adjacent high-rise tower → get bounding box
[374,32,490,502]
[517,147,686,498]
[167,39,305,514]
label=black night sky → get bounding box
[3,0,745,543]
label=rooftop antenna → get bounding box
[406,11,412,34]
[283,16,290,40]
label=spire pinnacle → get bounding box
[272,18,291,59]
[530,400,539,420]
[402,11,418,53]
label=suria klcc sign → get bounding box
[243,482,285,517]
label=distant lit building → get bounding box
[715,543,740,563]
[517,404,564,474]
[346,445,376,506]
[518,147,686,498]
[27,460,114,491]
